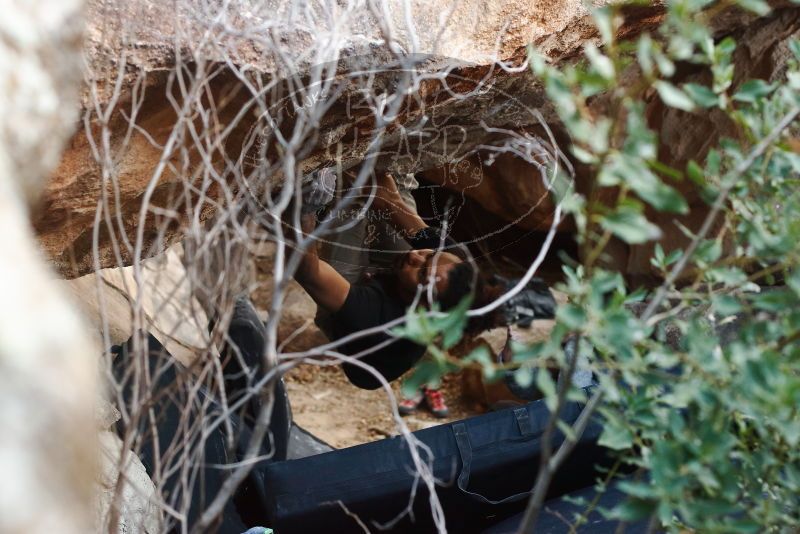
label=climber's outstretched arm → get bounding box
[365,173,461,251]
[368,172,428,237]
[294,212,351,313]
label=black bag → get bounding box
[113,333,263,533]
[262,388,612,533]
[112,297,333,533]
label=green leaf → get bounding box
[566,386,588,403]
[393,308,430,344]
[789,39,800,60]
[571,145,599,164]
[788,268,800,296]
[751,288,795,312]
[641,182,689,214]
[664,249,682,266]
[585,44,615,80]
[652,243,665,268]
[610,498,657,522]
[733,79,776,103]
[713,63,735,93]
[790,70,800,90]
[736,0,771,15]
[464,346,502,382]
[707,267,747,285]
[465,345,491,366]
[556,419,577,441]
[604,154,688,214]
[528,46,548,76]
[514,366,534,388]
[654,81,696,112]
[716,36,737,58]
[712,294,742,316]
[706,148,721,176]
[648,159,683,181]
[617,479,657,500]
[593,6,615,45]
[683,83,720,108]
[401,360,443,398]
[536,369,558,412]
[599,421,634,450]
[601,207,662,244]
[637,34,655,76]
[654,50,675,78]
[557,303,587,330]
[686,159,705,184]
[694,239,722,263]
[436,296,472,349]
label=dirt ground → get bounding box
[284,363,486,449]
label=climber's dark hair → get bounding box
[438,261,504,334]
[438,261,478,311]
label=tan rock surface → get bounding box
[33,0,668,278]
[95,431,161,534]
[36,0,800,282]
[64,244,217,366]
[66,239,325,361]
[252,242,328,354]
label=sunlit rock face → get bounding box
[62,244,215,365]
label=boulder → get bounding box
[459,290,568,408]
[32,0,671,278]
[64,243,215,366]
[35,0,800,282]
[66,238,325,362]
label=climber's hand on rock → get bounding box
[301,167,336,215]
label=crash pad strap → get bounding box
[452,409,536,505]
[514,407,534,436]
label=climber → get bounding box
[293,169,479,399]
[315,169,456,415]
[291,169,557,398]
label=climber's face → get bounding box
[396,249,462,302]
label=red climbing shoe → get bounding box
[398,390,424,415]
[423,387,449,418]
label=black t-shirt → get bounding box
[330,277,425,389]
[329,227,457,389]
